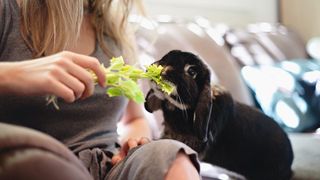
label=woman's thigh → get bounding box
[106,139,200,180]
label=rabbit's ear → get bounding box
[145,89,162,113]
[193,83,212,142]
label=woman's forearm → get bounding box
[0,62,17,94]
[0,51,106,101]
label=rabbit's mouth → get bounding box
[149,81,190,110]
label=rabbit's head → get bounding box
[145,50,213,142]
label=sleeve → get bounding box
[0,0,10,55]
[0,0,5,41]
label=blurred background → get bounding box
[136,0,320,132]
[132,0,320,179]
[143,0,320,43]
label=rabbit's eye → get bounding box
[186,65,197,79]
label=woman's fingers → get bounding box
[127,138,139,149]
[138,137,150,145]
[46,78,75,103]
[54,68,86,99]
[64,51,106,87]
[50,51,106,100]
[111,139,139,165]
[2,51,106,102]
[111,138,151,165]
[60,60,94,99]
[120,138,138,156]
[124,138,150,152]
[111,154,122,165]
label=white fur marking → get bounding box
[150,82,189,110]
[150,83,165,100]
[165,95,189,110]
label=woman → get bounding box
[0,0,200,179]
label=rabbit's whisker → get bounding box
[177,93,189,120]
[182,83,192,99]
[150,81,189,110]
[165,94,189,110]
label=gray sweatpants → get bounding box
[78,139,200,180]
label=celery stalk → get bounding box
[47,56,174,108]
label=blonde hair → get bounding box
[20,0,141,62]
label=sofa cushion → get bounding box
[289,133,320,180]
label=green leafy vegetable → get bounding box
[144,64,175,95]
[47,56,174,108]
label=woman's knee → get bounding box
[107,139,200,180]
[165,151,200,180]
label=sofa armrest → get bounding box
[289,133,320,180]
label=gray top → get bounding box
[0,0,128,153]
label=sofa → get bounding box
[133,16,320,179]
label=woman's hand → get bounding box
[111,137,150,165]
[0,51,106,102]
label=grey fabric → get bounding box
[0,122,93,180]
[0,0,31,62]
[78,148,114,180]
[0,123,201,180]
[0,148,93,180]
[0,0,127,153]
[0,123,89,172]
[77,139,200,180]
[105,139,200,180]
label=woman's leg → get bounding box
[106,139,200,180]
[165,151,200,180]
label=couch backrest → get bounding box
[135,21,254,106]
[224,23,308,67]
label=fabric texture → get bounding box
[0,122,201,180]
[0,123,93,180]
[76,139,200,180]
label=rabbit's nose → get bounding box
[161,66,173,76]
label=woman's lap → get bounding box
[105,139,200,180]
[0,123,200,180]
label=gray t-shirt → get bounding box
[0,0,128,153]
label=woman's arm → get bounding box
[0,51,106,101]
[112,100,152,165]
[118,100,152,145]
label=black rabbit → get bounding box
[145,50,294,180]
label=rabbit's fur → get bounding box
[145,50,294,180]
